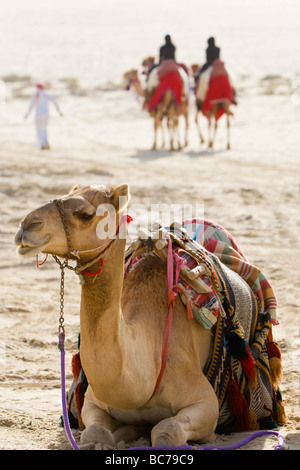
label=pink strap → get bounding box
[149,238,193,401]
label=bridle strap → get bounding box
[53,199,73,258]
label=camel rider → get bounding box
[145,34,176,83]
[159,34,176,62]
[205,37,220,69]
[195,37,221,83]
[146,34,176,79]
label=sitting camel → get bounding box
[123,64,189,151]
[14,185,285,448]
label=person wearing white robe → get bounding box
[24,84,63,149]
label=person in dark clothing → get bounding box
[206,37,220,66]
[159,34,176,62]
[197,37,221,76]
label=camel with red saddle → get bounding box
[194,60,235,150]
[123,62,189,151]
[14,185,285,448]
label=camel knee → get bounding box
[151,418,186,447]
[80,392,119,445]
[80,423,115,446]
[113,424,150,443]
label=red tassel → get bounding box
[266,327,283,387]
[71,352,82,381]
[227,379,252,431]
[267,326,281,360]
[267,341,282,386]
[75,383,85,430]
[269,357,283,386]
[267,341,281,360]
[240,346,258,389]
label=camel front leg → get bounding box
[224,104,231,150]
[195,111,205,144]
[183,114,189,147]
[80,388,119,446]
[174,116,181,150]
[151,400,218,447]
[80,386,150,447]
[227,112,231,149]
[151,378,219,447]
[208,114,213,148]
[167,117,175,151]
[152,118,159,150]
[160,119,166,149]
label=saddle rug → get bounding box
[66,220,285,434]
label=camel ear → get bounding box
[69,184,80,193]
[110,184,129,212]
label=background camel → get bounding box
[14,184,285,448]
[194,63,234,150]
[123,66,189,151]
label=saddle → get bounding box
[124,222,285,432]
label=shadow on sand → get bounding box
[130,146,223,162]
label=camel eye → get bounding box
[75,211,95,222]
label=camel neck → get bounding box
[132,79,144,97]
[78,238,130,401]
[79,237,126,336]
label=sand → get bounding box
[0,0,299,451]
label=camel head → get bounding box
[14,184,129,260]
[141,56,156,74]
[191,63,201,75]
[122,69,139,90]
[141,56,155,68]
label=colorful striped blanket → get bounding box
[182,219,278,325]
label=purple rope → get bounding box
[128,430,287,450]
[59,332,80,450]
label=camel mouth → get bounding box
[17,241,50,257]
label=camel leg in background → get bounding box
[167,116,175,151]
[212,105,219,149]
[170,112,181,151]
[152,113,160,150]
[183,113,189,148]
[195,105,205,145]
[208,112,217,149]
[224,102,231,150]
[173,110,181,150]
[182,100,189,147]
[208,114,212,148]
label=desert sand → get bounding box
[0,0,299,451]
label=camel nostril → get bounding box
[28,220,43,230]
